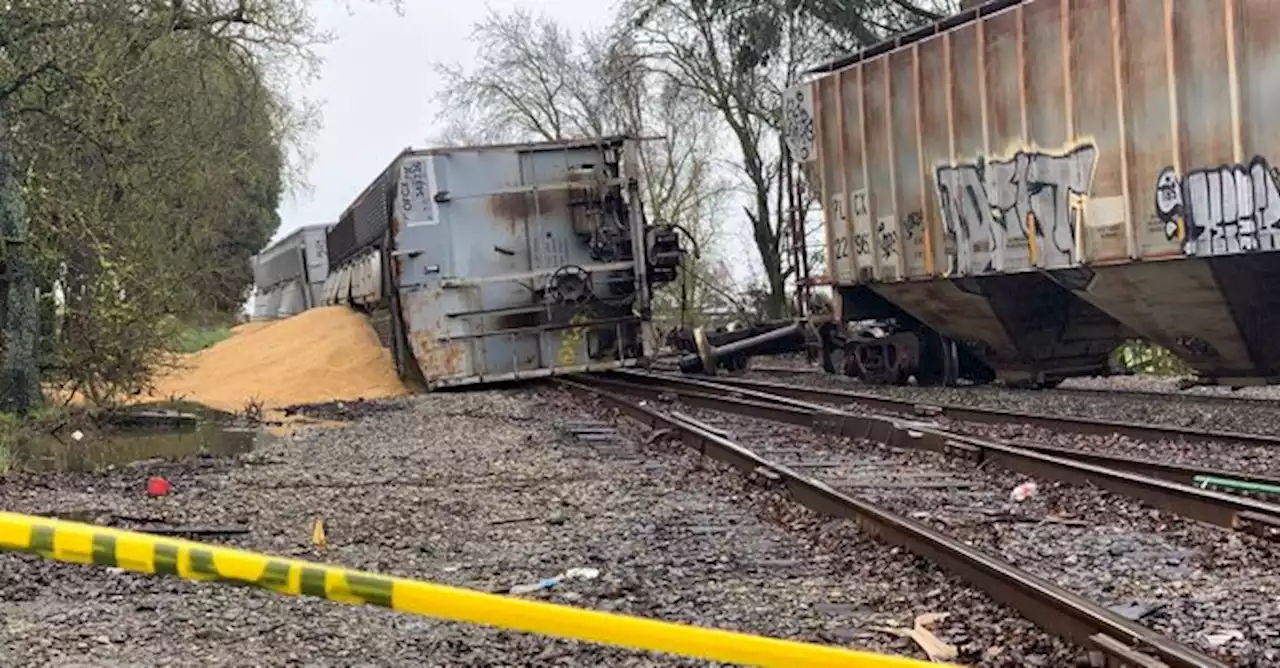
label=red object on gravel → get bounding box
[146,477,170,497]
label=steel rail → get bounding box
[1050,384,1280,407]
[589,371,1280,539]
[685,374,1280,490]
[702,374,1280,450]
[749,364,1280,408]
[553,377,1227,668]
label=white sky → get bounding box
[270,0,807,288]
[274,0,615,239]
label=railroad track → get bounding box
[554,375,1231,668]
[589,370,1280,539]
[750,363,1280,407]
[682,374,1280,494]
[722,368,1280,451]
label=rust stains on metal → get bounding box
[409,328,466,382]
[401,290,468,383]
[486,189,571,223]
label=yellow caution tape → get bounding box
[0,511,949,667]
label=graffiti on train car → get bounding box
[1155,157,1280,257]
[851,190,873,271]
[399,157,436,225]
[902,212,924,245]
[876,219,899,261]
[783,87,815,162]
[935,144,1097,275]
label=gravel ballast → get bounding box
[665,398,1279,666]
[748,368,1280,440]
[2,388,1081,667]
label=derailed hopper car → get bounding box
[322,136,684,389]
[250,223,332,321]
[790,0,1280,388]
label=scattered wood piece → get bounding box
[311,518,327,550]
[870,612,958,662]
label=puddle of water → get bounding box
[9,404,270,473]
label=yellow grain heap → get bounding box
[150,307,408,412]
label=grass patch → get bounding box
[169,324,233,354]
[1112,340,1192,376]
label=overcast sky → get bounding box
[274,0,615,239]
[271,0,789,288]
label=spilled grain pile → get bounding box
[150,306,408,412]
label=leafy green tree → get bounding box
[0,0,397,411]
[797,0,955,53]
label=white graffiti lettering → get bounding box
[935,145,1097,275]
[1154,157,1280,257]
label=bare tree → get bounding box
[434,10,599,143]
[621,0,952,319]
[622,0,822,318]
[433,9,732,328]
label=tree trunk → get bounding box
[750,187,786,320]
[0,108,41,414]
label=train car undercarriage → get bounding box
[667,313,1001,388]
[815,319,995,387]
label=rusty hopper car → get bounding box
[250,223,332,321]
[321,136,684,389]
[788,0,1280,388]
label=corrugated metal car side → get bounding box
[791,0,1280,284]
[325,217,358,271]
[328,165,394,270]
[252,240,304,289]
[352,167,392,252]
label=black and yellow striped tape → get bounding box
[0,511,948,667]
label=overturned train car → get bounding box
[789,0,1280,387]
[321,136,684,390]
[249,224,332,321]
